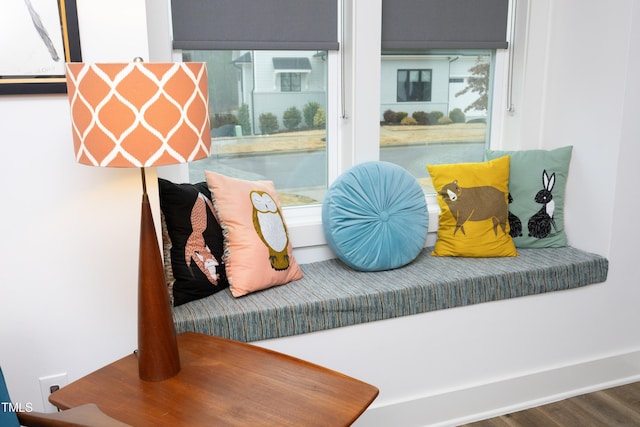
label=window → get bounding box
[378,0,508,197]
[168,0,508,214]
[380,50,495,195]
[182,50,329,207]
[178,49,498,207]
[160,0,511,261]
[397,69,431,102]
[169,0,339,209]
[281,73,302,92]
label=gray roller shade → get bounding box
[171,0,339,50]
[382,0,509,49]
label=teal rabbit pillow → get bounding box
[485,146,572,248]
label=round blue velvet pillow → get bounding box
[322,161,428,271]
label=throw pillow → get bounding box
[158,179,228,306]
[322,161,428,271]
[204,171,304,297]
[485,146,573,248]
[427,156,517,257]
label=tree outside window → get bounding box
[455,59,490,113]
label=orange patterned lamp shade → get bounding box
[65,61,211,168]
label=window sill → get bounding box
[285,194,440,251]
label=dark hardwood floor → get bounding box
[460,381,640,427]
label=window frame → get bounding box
[161,0,511,262]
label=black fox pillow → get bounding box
[159,178,229,306]
[485,146,573,248]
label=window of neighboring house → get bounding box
[281,73,302,92]
[181,50,329,208]
[380,50,495,196]
[397,69,431,102]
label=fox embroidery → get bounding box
[185,193,220,284]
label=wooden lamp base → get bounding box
[136,169,180,381]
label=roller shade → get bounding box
[382,0,509,49]
[171,0,339,50]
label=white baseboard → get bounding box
[353,349,640,427]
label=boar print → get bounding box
[438,180,508,236]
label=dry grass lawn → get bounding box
[212,123,486,155]
[212,123,486,205]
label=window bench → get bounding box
[172,246,608,343]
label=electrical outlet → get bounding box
[39,373,68,413]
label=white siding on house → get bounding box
[380,54,490,121]
[241,50,328,133]
[252,51,326,92]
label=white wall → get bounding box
[1,0,639,425]
[0,0,150,411]
[263,0,640,423]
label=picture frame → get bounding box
[0,0,82,95]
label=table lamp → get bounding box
[65,60,211,381]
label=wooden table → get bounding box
[50,332,378,426]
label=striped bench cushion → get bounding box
[172,246,608,342]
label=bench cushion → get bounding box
[322,161,428,271]
[173,246,608,342]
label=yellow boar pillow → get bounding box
[426,156,517,257]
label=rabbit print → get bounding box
[507,193,523,237]
[527,170,557,239]
[507,193,522,237]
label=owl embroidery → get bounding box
[251,191,290,271]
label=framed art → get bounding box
[0,0,82,95]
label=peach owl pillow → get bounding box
[205,170,303,297]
